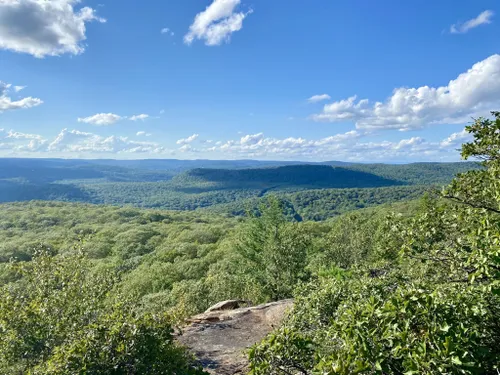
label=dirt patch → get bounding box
[178,300,293,374]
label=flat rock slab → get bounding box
[178,300,293,375]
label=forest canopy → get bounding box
[0,114,499,373]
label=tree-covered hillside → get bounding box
[249,113,500,374]
[0,198,421,373]
[1,115,499,373]
[0,158,479,216]
[204,185,432,220]
[174,165,402,189]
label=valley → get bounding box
[0,158,479,219]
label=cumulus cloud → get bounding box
[311,54,500,131]
[48,128,164,153]
[0,0,106,58]
[0,127,168,155]
[14,85,26,92]
[440,129,472,148]
[240,132,264,145]
[184,0,252,46]
[450,10,494,34]
[212,130,362,158]
[178,144,193,152]
[307,94,331,103]
[0,81,43,112]
[176,133,199,145]
[78,113,123,126]
[0,128,47,152]
[6,129,43,140]
[136,131,152,137]
[198,129,471,162]
[0,125,474,162]
[129,114,149,121]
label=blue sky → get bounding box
[1,0,499,162]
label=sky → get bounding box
[1,0,500,162]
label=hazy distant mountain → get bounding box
[0,158,480,209]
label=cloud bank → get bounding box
[0,127,474,162]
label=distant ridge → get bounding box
[0,158,480,209]
[176,165,402,189]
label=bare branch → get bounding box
[443,195,500,214]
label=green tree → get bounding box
[442,111,500,290]
[236,196,310,301]
[249,114,500,374]
[0,246,205,375]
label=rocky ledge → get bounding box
[178,299,293,375]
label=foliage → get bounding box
[250,274,500,375]
[249,113,500,374]
[234,197,311,300]
[0,124,492,373]
[0,157,478,215]
[0,247,205,374]
[204,185,431,221]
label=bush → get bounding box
[249,113,500,374]
[0,247,205,374]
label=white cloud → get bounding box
[211,130,363,158]
[6,129,43,140]
[307,94,331,103]
[14,85,26,92]
[0,128,168,155]
[240,132,264,145]
[161,27,174,36]
[0,128,47,152]
[184,0,252,46]
[0,81,43,112]
[440,129,472,148]
[0,125,474,162]
[136,131,152,137]
[78,112,152,125]
[450,10,494,34]
[198,129,471,162]
[0,0,106,58]
[178,144,192,152]
[176,133,199,145]
[129,114,149,121]
[48,128,164,153]
[78,113,122,126]
[311,54,500,131]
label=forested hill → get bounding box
[173,165,403,189]
[0,158,176,183]
[173,162,480,190]
[0,158,480,215]
[2,115,500,374]
[0,157,348,177]
[347,162,480,185]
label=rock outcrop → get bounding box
[178,300,293,375]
